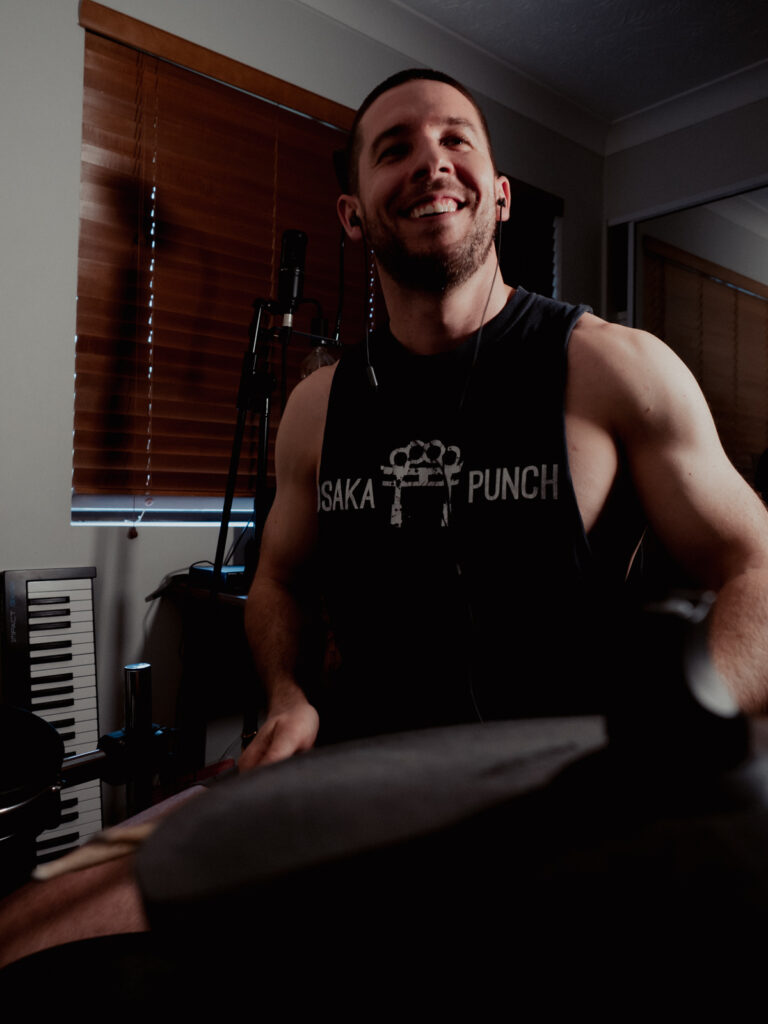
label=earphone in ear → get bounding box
[350,213,361,227]
[497,198,506,208]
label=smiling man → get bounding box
[339,71,511,345]
[342,75,506,301]
[240,69,768,769]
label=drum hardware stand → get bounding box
[1,662,173,893]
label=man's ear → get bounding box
[496,176,511,222]
[337,194,363,240]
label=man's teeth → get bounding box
[410,199,460,219]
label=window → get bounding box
[73,4,366,524]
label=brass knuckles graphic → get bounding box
[382,439,464,526]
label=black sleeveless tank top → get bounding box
[315,288,640,741]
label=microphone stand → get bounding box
[212,299,276,591]
[211,229,306,593]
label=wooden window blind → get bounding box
[73,6,365,523]
[643,235,768,481]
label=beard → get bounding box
[364,203,498,294]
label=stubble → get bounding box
[365,199,498,294]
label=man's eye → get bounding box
[443,135,469,147]
[378,143,408,162]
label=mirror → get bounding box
[633,186,768,482]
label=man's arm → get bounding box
[239,365,335,771]
[570,315,768,713]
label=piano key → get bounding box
[47,819,103,840]
[29,597,92,610]
[62,789,102,811]
[29,655,93,671]
[30,665,94,680]
[30,676,94,692]
[37,788,100,823]
[30,654,94,670]
[28,593,91,606]
[33,682,96,701]
[31,689,96,709]
[36,836,82,857]
[30,689,96,706]
[31,663,95,681]
[28,614,93,632]
[29,653,94,672]
[29,633,93,648]
[31,694,97,711]
[29,631,93,649]
[28,622,92,637]
[29,636,93,654]
[37,781,101,830]
[49,717,77,730]
[31,687,75,700]
[43,710,98,729]
[29,639,74,653]
[64,734,99,754]
[27,578,93,593]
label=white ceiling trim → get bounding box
[606,59,768,155]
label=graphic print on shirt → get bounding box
[318,436,560,527]
[382,439,463,527]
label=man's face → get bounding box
[342,80,507,293]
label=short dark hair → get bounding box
[342,68,496,195]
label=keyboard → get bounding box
[1,567,103,863]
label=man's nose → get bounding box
[410,137,453,180]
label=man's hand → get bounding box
[238,697,320,772]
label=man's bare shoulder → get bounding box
[288,362,338,414]
[570,312,678,377]
[568,312,702,437]
[280,362,338,439]
[275,362,339,479]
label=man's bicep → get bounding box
[252,367,332,587]
[624,343,768,587]
[256,479,318,587]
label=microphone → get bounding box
[277,229,307,320]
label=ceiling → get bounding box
[395,0,768,124]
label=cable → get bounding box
[457,211,505,414]
[355,220,379,389]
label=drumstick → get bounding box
[31,822,157,881]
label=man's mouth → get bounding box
[407,198,467,219]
